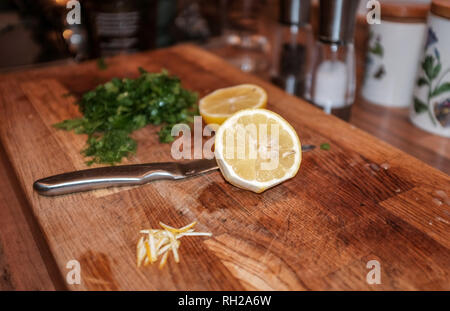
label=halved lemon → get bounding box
[215,109,301,193]
[199,84,267,125]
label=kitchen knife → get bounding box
[33,144,315,196]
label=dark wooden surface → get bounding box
[351,98,450,175]
[0,144,63,290]
[0,44,449,290]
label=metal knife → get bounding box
[33,144,315,196]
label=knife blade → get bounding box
[33,144,315,196]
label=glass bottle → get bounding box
[221,0,271,77]
[272,0,313,97]
[84,0,156,57]
[304,0,359,121]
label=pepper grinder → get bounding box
[304,0,359,121]
[271,0,313,96]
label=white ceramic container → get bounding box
[362,1,430,107]
[410,0,450,137]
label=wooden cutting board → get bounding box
[0,44,449,290]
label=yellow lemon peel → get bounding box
[136,221,212,269]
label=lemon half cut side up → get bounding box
[214,109,302,193]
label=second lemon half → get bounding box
[199,84,267,125]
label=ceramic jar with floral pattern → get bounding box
[410,0,450,137]
[362,1,430,107]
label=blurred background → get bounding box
[0,0,366,71]
[0,0,370,117]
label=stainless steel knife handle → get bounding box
[33,162,185,196]
[33,145,315,196]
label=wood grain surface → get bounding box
[0,44,449,290]
[0,145,60,290]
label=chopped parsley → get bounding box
[54,69,198,165]
[320,143,330,151]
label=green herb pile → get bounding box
[320,143,330,151]
[54,68,198,165]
